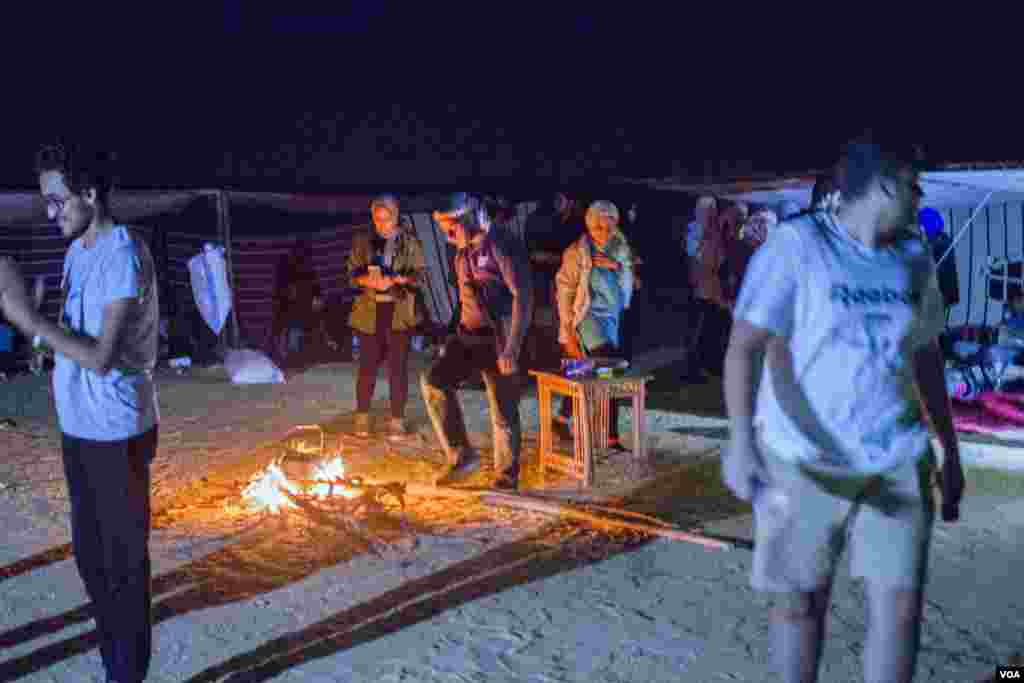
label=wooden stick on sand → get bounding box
[480,492,734,550]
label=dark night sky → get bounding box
[4,7,1017,193]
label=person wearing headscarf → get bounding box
[347,195,427,439]
[696,200,745,310]
[680,196,718,383]
[739,208,779,248]
[727,208,779,305]
[681,200,745,381]
[686,196,718,267]
[554,200,635,447]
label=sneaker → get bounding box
[352,412,372,437]
[435,449,482,486]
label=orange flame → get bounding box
[242,455,358,513]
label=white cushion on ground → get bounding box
[224,349,285,384]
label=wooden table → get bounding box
[529,370,654,487]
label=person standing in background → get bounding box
[347,195,427,439]
[555,200,635,448]
[680,196,718,383]
[521,192,585,370]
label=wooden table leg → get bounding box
[630,382,652,479]
[595,386,610,457]
[571,388,591,487]
[538,384,552,483]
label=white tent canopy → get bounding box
[617,165,1024,330]
[622,167,1024,211]
[724,169,1024,212]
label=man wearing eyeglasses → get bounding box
[0,145,159,683]
[422,193,533,490]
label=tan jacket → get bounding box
[555,231,634,346]
[346,222,427,334]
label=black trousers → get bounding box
[685,298,732,376]
[61,426,158,683]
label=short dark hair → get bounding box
[810,170,836,207]
[836,132,926,202]
[35,144,117,205]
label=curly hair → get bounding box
[35,144,117,205]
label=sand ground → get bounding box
[0,357,1021,682]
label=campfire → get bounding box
[240,425,406,521]
[242,455,361,513]
[242,425,362,513]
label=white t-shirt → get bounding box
[54,226,160,441]
[733,213,946,475]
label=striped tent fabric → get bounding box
[0,191,544,360]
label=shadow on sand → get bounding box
[0,544,73,585]
[177,461,747,682]
[0,445,746,682]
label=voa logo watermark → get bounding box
[997,666,1022,679]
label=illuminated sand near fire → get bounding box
[0,360,1022,681]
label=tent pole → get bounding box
[937,189,995,267]
[217,191,241,349]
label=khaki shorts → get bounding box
[751,439,936,598]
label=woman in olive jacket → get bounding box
[347,195,427,438]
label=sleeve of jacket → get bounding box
[617,237,635,310]
[555,241,580,346]
[448,251,464,336]
[407,231,428,285]
[493,232,533,360]
[347,232,370,288]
